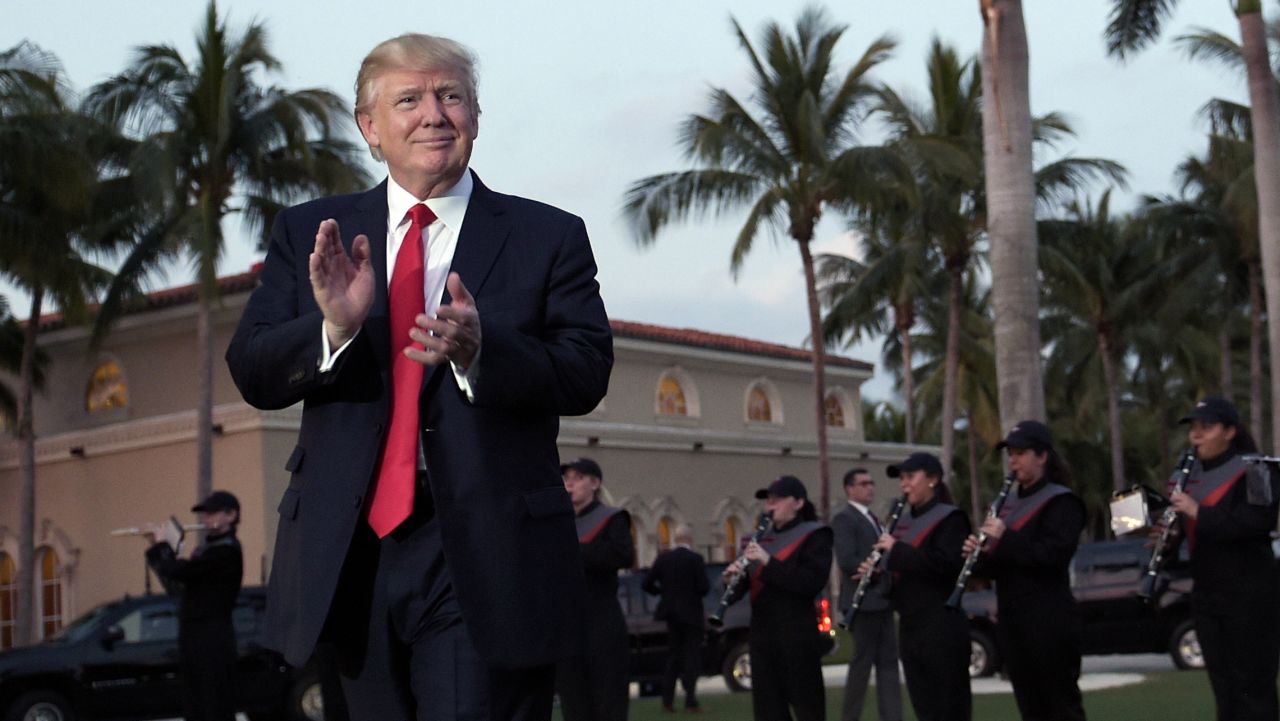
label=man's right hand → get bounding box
[309,219,374,348]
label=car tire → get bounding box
[3,689,76,721]
[290,667,326,721]
[721,641,752,693]
[969,628,999,678]
[1170,620,1204,670]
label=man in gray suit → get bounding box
[832,468,902,721]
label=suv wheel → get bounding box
[721,641,751,693]
[969,628,999,678]
[1170,620,1204,670]
[4,690,75,721]
[290,667,326,721]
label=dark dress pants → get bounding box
[178,620,237,721]
[898,609,970,721]
[324,503,554,721]
[1196,603,1280,721]
[750,628,825,721]
[997,609,1084,721]
[841,609,901,721]
[661,621,703,709]
[556,602,630,721]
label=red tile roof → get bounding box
[38,266,872,371]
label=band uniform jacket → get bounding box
[643,545,711,627]
[225,172,614,669]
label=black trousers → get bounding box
[841,609,901,721]
[997,609,1084,721]
[1196,604,1280,721]
[178,621,237,721]
[556,601,630,721]
[661,621,703,709]
[750,628,825,721]
[324,504,554,721]
[898,609,970,721]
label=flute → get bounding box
[110,524,206,537]
[708,511,772,627]
[838,493,907,630]
[945,473,1016,609]
[1137,447,1197,601]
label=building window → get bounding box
[747,385,772,422]
[0,553,14,650]
[723,517,743,562]
[656,516,675,549]
[86,360,128,412]
[37,548,62,639]
[657,377,687,416]
[825,393,846,427]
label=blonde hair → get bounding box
[354,33,480,161]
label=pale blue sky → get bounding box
[4,0,1246,400]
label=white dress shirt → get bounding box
[849,500,881,534]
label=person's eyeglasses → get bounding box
[855,480,875,486]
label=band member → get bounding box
[724,475,833,721]
[559,458,635,721]
[642,524,710,712]
[832,468,902,721]
[861,454,970,721]
[143,491,244,721]
[963,421,1086,721]
[1162,397,1279,720]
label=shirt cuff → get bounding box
[451,346,481,402]
[319,324,360,372]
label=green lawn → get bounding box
[621,669,1215,721]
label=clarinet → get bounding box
[708,511,773,627]
[1137,447,1197,601]
[838,493,907,630]
[945,472,1016,609]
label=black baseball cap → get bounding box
[996,420,1054,451]
[755,475,808,500]
[887,452,944,479]
[192,490,240,513]
[1179,396,1240,426]
[560,457,604,480]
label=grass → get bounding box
[621,669,1215,721]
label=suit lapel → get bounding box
[353,181,391,372]
[444,171,511,304]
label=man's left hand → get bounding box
[407,272,481,370]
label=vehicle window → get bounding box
[233,597,263,636]
[49,605,114,644]
[116,605,179,643]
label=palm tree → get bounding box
[623,6,897,518]
[979,0,1045,430]
[1107,0,1280,451]
[83,1,370,504]
[0,42,120,645]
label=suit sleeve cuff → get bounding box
[319,324,360,372]
[451,346,481,402]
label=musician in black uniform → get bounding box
[1162,397,1279,721]
[724,475,833,721]
[963,421,1086,721]
[143,490,244,721]
[559,458,635,721]
[862,453,970,721]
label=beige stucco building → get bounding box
[0,270,931,647]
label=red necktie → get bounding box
[368,203,435,537]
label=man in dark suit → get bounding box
[225,32,612,721]
[642,524,710,712]
[832,469,902,721]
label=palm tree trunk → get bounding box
[966,406,982,523]
[1248,259,1264,439]
[897,305,915,444]
[1098,331,1126,492]
[798,239,831,520]
[15,288,43,646]
[1219,324,1234,401]
[196,285,213,506]
[980,0,1046,428]
[1238,6,1280,452]
[941,266,963,485]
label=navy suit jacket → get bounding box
[642,546,710,627]
[225,172,613,669]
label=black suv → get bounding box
[618,562,836,693]
[961,537,1198,677]
[0,587,321,721]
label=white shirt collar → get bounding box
[386,169,474,233]
[849,500,872,516]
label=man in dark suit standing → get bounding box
[225,32,612,721]
[832,469,902,721]
[643,524,710,712]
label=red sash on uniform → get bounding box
[748,520,824,602]
[1175,455,1248,552]
[988,482,1072,551]
[576,503,624,544]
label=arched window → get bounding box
[825,394,845,427]
[37,547,63,639]
[656,516,675,550]
[0,553,15,650]
[657,377,687,416]
[723,516,743,563]
[747,386,772,422]
[86,360,128,412]
[825,387,856,430]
